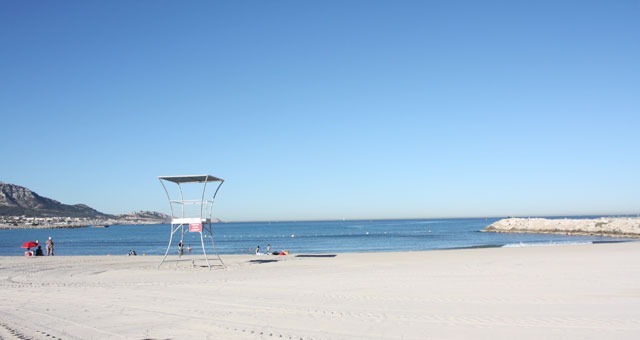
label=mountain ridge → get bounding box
[0,182,167,222]
[0,182,113,218]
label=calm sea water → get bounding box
[0,217,630,256]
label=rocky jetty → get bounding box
[483,217,640,238]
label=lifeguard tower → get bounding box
[158,175,225,269]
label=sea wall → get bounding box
[483,217,640,238]
[0,219,167,230]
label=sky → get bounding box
[1,1,639,221]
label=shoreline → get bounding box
[2,242,639,339]
[0,220,167,230]
[3,239,635,257]
[0,223,91,230]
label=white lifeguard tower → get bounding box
[158,175,225,269]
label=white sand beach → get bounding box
[1,242,639,339]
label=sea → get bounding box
[0,217,632,257]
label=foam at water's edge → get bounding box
[502,241,594,248]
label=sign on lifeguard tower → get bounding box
[189,223,202,232]
[157,174,225,269]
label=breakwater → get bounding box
[483,217,640,238]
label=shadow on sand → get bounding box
[248,259,280,264]
[295,254,337,258]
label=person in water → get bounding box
[45,237,54,256]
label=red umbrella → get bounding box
[21,241,38,249]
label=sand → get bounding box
[1,242,639,340]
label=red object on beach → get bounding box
[21,241,38,249]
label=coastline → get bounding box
[0,223,91,230]
[0,220,167,230]
[2,242,639,339]
[2,217,634,257]
[483,217,640,238]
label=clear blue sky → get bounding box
[1,1,638,221]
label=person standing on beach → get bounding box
[46,237,54,256]
[178,241,184,256]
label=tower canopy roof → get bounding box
[158,175,224,184]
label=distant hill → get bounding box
[0,182,175,226]
[118,210,171,221]
[0,182,114,218]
